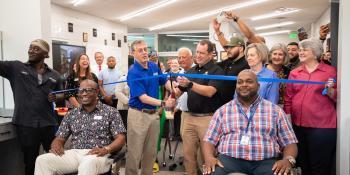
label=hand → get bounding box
[104,96,113,105]
[176,76,190,87]
[325,78,335,88]
[48,93,57,102]
[50,142,65,156]
[224,10,237,20]
[272,159,292,175]
[203,157,224,175]
[165,97,176,109]
[87,147,109,157]
[319,24,330,40]
[212,18,221,33]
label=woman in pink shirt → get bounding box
[284,39,336,175]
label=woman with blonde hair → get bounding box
[244,43,279,104]
[266,43,290,105]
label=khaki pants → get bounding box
[125,108,160,175]
[182,112,212,175]
[34,149,112,175]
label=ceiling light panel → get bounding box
[119,0,178,21]
[251,8,300,21]
[258,30,291,36]
[149,0,269,31]
[166,34,209,38]
[255,21,295,31]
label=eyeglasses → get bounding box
[77,88,96,94]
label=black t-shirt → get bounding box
[186,61,225,113]
[217,56,250,104]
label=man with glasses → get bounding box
[125,40,175,175]
[0,39,64,175]
[35,79,126,175]
[175,40,225,175]
[217,36,249,104]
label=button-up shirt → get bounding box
[204,96,297,161]
[128,61,167,110]
[56,102,126,149]
[186,61,225,113]
[98,68,122,98]
[0,61,63,127]
[284,62,337,128]
[256,67,279,104]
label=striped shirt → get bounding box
[204,96,297,161]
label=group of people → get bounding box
[0,10,337,175]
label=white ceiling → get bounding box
[51,0,330,34]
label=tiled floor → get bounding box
[118,138,186,175]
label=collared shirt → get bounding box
[56,102,126,149]
[217,56,250,104]
[186,61,225,113]
[284,62,337,128]
[98,68,122,97]
[204,96,298,161]
[256,67,279,104]
[91,64,108,76]
[0,61,63,127]
[128,60,167,110]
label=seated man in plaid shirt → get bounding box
[203,69,298,175]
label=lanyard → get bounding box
[237,103,259,134]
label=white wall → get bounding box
[0,0,51,109]
[311,7,331,38]
[264,34,298,49]
[51,4,129,74]
[337,0,350,174]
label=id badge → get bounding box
[240,135,250,145]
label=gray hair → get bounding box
[130,40,147,52]
[299,38,324,59]
[269,43,289,65]
[245,43,269,64]
[178,47,192,56]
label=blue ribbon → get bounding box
[51,73,328,94]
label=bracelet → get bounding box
[160,100,166,107]
[233,16,239,22]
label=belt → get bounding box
[130,107,157,114]
[187,112,214,117]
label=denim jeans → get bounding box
[212,154,275,175]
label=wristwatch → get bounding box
[233,16,239,22]
[285,156,296,167]
[160,100,166,107]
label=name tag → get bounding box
[94,115,102,120]
[153,72,158,76]
[240,135,250,145]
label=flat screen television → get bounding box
[52,43,86,78]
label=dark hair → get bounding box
[75,53,93,80]
[287,42,299,48]
[199,39,214,53]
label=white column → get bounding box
[337,0,350,174]
[0,0,51,109]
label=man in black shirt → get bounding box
[0,39,63,175]
[217,36,249,104]
[176,40,224,175]
[286,42,301,70]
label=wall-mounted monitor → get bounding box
[52,43,86,78]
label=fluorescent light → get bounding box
[181,39,202,42]
[72,0,85,6]
[149,0,269,31]
[255,21,295,31]
[119,0,177,21]
[166,34,209,38]
[258,30,291,36]
[251,8,300,21]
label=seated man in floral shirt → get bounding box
[35,79,126,175]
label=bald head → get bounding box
[236,69,260,102]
